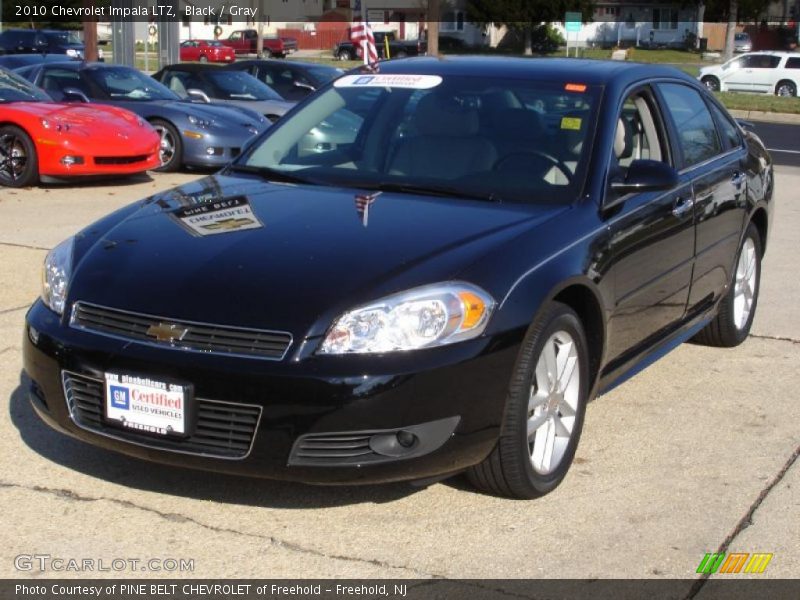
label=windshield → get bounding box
[238,73,599,204]
[86,66,179,101]
[46,31,82,45]
[205,71,283,101]
[306,66,345,86]
[0,68,51,103]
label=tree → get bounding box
[467,0,593,55]
[428,0,440,56]
[724,0,738,60]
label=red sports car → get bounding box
[0,67,160,187]
[180,40,236,63]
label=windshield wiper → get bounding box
[226,164,319,186]
[354,181,502,203]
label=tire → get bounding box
[198,55,208,63]
[467,302,590,499]
[775,80,796,97]
[0,125,39,187]
[337,49,353,61]
[702,76,720,92]
[150,119,182,173]
[693,223,762,347]
[260,49,273,59]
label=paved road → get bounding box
[751,121,800,168]
[0,168,797,584]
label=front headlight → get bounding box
[187,115,211,128]
[319,282,495,355]
[41,237,75,316]
[66,48,79,58]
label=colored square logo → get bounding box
[109,385,129,409]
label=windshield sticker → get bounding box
[334,74,443,90]
[171,196,263,236]
[560,117,582,131]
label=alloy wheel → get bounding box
[154,125,176,166]
[733,237,757,330]
[527,330,580,475]
[0,133,28,183]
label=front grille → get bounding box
[293,433,375,462]
[94,155,149,165]
[71,302,292,360]
[62,371,262,459]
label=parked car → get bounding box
[333,31,426,61]
[151,63,294,121]
[221,30,288,58]
[18,62,269,171]
[0,29,102,60]
[226,59,344,101]
[699,51,800,96]
[734,32,753,53]
[179,40,236,64]
[281,37,298,55]
[23,58,773,498]
[0,67,159,187]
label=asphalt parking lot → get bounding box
[0,159,798,585]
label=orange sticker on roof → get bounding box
[565,83,587,92]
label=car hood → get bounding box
[69,174,567,339]
[213,98,295,117]
[8,101,142,131]
[112,99,266,127]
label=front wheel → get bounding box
[702,76,720,92]
[775,80,796,97]
[467,302,589,499]
[0,125,39,187]
[150,119,183,173]
[198,55,208,63]
[693,223,762,347]
[337,49,353,61]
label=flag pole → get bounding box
[361,2,369,65]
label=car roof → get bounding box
[374,56,696,86]
[160,63,223,71]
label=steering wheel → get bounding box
[493,150,573,184]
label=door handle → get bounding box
[672,196,694,218]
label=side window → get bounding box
[786,57,800,69]
[658,83,721,168]
[743,55,780,69]
[40,68,85,100]
[708,102,742,150]
[611,91,665,175]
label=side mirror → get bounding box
[610,159,678,195]
[62,87,90,103]
[187,88,211,103]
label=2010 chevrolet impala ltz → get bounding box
[23,58,773,498]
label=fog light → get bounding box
[60,155,84,166]
[205,147,223,156]
[397,431,417,448]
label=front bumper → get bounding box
[181,129,260,168]
[23,300,522,484]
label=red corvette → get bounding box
[0,67,160,188]
[180,40,236,63]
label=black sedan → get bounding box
[23,57,773,498]
[225,59,344,101]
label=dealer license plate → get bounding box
[104,373,188,436]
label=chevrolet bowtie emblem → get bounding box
[146,322,189,343]
[200,217,254,231]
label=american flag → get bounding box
[355,192,381,227]
[351,0,378,65]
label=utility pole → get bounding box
[427,0,439,56]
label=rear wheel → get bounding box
[467,302,589,499]
[775,80,796,97]
[150,119,182,172]
[702,76,720,92]
[693,223,762,347]
[0,125,38,188]
[337,49,353,61]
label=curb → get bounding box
[728,109,800,124]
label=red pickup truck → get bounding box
[221,29,291,58]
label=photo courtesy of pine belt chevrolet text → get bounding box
[23,57,773,499]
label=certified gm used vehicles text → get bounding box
[23,58,773,498]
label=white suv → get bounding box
[698,51,800,96]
